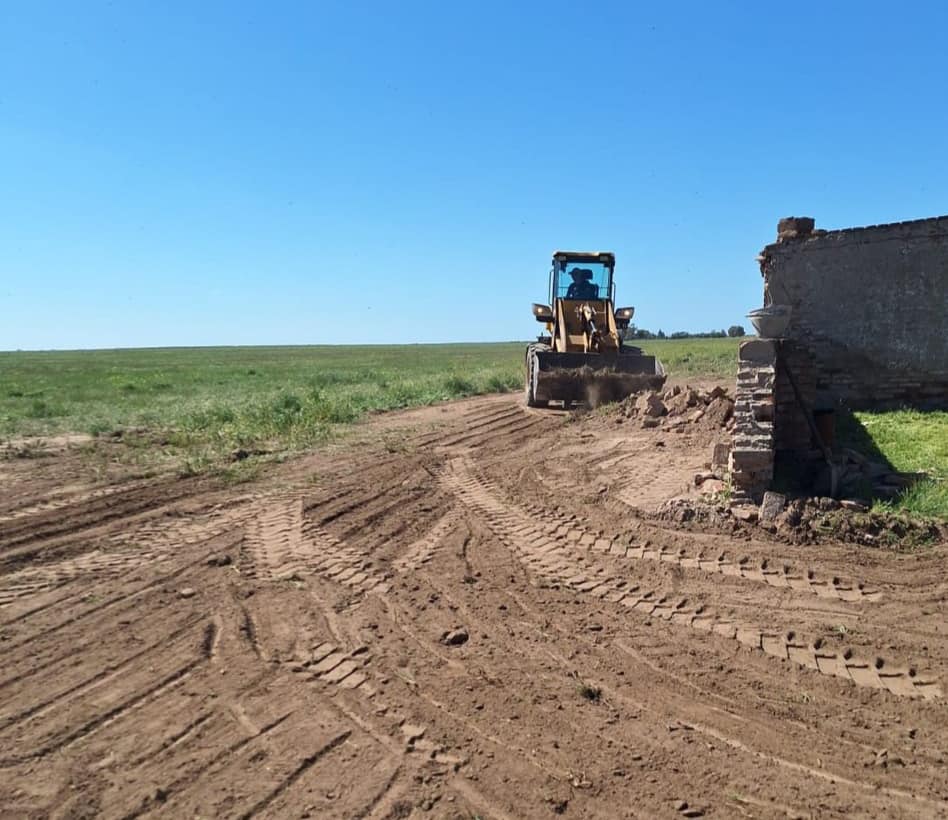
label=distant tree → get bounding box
[727,325,746,338]
[656,329,666,339]
[671,331,690,339]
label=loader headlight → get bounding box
[614,306,634,329]
[532,303,554,323]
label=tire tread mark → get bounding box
[236,730,352,820]
[0,634,210,766]
[443,458,940,700]
[0,613,203,731]
[121,712,294,820]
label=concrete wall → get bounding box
[759,216,948,414]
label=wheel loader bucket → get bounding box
[533,351,665,406]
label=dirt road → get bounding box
[1,394,947,818]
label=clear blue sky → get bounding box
[3,1,947,350]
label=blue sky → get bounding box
[2,1,947,350]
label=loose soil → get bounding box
[1,391,947,818]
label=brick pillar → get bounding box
[730,340,776,503]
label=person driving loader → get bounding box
[566,268,598,300]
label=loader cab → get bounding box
[550,251,615,305]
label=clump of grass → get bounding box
[572,672,602,701]
[26,398,62,418]
[880,478,947,520]
[443,374,476,395]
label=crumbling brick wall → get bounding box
[730,340,776,502]
[759,215,948,455]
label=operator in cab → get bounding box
[566,268,599,300]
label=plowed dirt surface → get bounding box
[2,394,947,819]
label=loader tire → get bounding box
[525,347,548,408]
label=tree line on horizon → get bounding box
[627,325,746,340]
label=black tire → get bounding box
[525,347,548,408]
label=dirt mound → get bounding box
[654,489,948,549]
[732,493,948,548]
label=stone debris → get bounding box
[710,442,730,478]
[639,393,667,417]
[731,505,758,523]
[840,499,869,512]
[758,491,786,523]
[618,385,734,432]
[832,449,926,502]
[776,215,816,243]
[441,628,469,646]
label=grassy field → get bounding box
[0,344,525,465]
[637,337,742,378]
[0,337,741,447]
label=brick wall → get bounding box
[758,216,948,416]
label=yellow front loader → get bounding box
[525,251,665,407]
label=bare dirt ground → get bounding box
[1,392,947,819]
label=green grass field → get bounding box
[0,338,741,449]
[839,409,948,519]
[637,337,741,378]
[0,344,525,465]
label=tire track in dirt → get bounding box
[0,476,201,556]
[0,498,246,628]
[0,611,204,732]
[514,463,885,605]
[437,415,552,451]
[0,620,218,767]
[235,729,353,819]
[239,494,392,596]
[397,528,923,815]
[406,516,948,816]
[0,530,240,651]
[409,402,527,448]
[0,479,155,524]
[393,509,463,573]
[516,498,884,604]
[442,457,941,699]
[551,624,948,816]
[120,712,294,819]
[238,590,477,817]
[0,542,172,607]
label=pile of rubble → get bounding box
[732,490,946,547]
[617,385,735,432]
[656,490,945,547]
[826,448,925,502]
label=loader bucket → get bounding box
[533,351,665,406]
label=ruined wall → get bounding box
[759,216,948,417]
